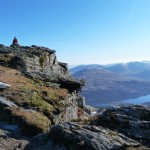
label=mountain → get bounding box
[70,61,150,75]
[69,64,105,74]
[106,61,150,74]
[107,62,150,80]
[129,69,150,80]
[73,68,150,105]
[70,61,150,80]
[142,102,150,106]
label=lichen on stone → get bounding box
[39,52,47,71]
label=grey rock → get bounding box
[0,44,86,127]
[24,133,67,150]
[49,122,141,150]
[0,82,11,89]
[76,96,85,108]
[0,44,84,92]
[0,128,29,150]
[0,96,18,107]
[0,44,67,75]
[94,105,150,147]
[51,92,81,124]
[25,71,84,92]
[83,105,97,116]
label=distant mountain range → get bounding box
[70,64,105,74]
[70,61,150,105]
[70,61,150,79]
[106,61,150,75]
[142,102,150,106]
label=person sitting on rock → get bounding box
[12,37,19,45]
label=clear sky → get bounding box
[0,0,150,65]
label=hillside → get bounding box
[0,44,88,136]
[129,69,150,80]
[73,68,150,105]
[106,62,150,74]
[0,44,150,149]
[142,102,150,106]
[70,64,105,74]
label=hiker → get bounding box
[12,37,18,45]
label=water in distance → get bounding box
[121,95,150,105]
[87,95,150,108]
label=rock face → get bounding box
[0,96,18,107]
[0,44,86,137]
[0,44,67,75]
[43,106,149,150]
[0,127,29,150]
[24,106,150,150]
[49,122,141,150]
[93,105,150,147]
[0,44,84,92]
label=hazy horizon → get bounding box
[69,60,150,68]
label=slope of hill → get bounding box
[0,44,150,149]
[0,44,86,137]
[142,102,150,106]
[70,61,150,80]
[73,68,150,105]
[69,64,105,74]
[129,69,150,80]
[106,61,150,74]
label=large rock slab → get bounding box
[49,122,142,150]
[94,105,150,147]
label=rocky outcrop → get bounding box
[0,44,87,137]
[45,106,150,150]
[93,105,150,147]
[49,122,142,150]
[25,71,84,92]
[0,127,29,150]
[0,44,67,75]
[0,96,18,107]
[24,106,150,150]
[0,44,84,92]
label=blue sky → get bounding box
[0,0,150,65]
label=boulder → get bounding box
[93,105,150,147]
[0,82,11,89]
[49,122,142,150]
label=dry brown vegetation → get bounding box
[0,66,67,99]
[8,107,51,136]
[0,66,68,124]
